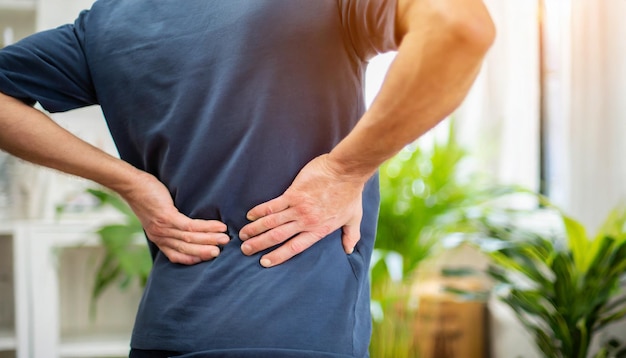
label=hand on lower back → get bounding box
[122,173,229,265]
[238,154,365,268]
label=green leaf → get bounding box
[562,214,591,273]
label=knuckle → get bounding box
[260,216,276,229]
[295,204,312,217]
[181,221,193,232]
[287,240,305,255]
[268,228,285,244]
[180,233,193,243]
[176,242,188,255]
[263,216,278,229]
[302,214,321,227]
[263,206,274,216]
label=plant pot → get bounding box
[411,273,490,358]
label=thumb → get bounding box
[341,215,361,254]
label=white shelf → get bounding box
[0,221,12,236]
[0,328,16,351]
[60,331,130,358]
[0,0,36,11]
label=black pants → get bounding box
[129,349,183,358]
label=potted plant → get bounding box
[463,204,626,357]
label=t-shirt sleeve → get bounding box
[339,0,399,61]
[0,11,97,113]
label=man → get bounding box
[0,0,494,356]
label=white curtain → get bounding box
[555,0,626,230]
[455,0,541,206]
[455,0,626,230]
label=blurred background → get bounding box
[0,0,625,357]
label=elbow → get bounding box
[443,6,496,55]
[398,1,496,54]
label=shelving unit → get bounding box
[0,329,15,352]
[12,221,141,358]
[0,1,36,11]
[0,223,15,358]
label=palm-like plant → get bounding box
[465,206,626,358]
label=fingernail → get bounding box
[246,214,256,221]
[241,243,252,255]
[260,258,272,268]
[239,232,249,240]
[347,247,354,254]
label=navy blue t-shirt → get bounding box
[0,1,398,356]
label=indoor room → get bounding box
[0,0,625,357]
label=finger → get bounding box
[172,231,230,246]
[246,196,290,221]
[240,221,302,256]
[258,232,322,268]
[159,248,202,265]
[158,237,221,261]
[173,213,227,233]
[239,210,294,240]
[342,205,362,254]
[341,223,360,254]
[150,226,230,246]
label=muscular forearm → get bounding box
[327,0,495,179]
[0,92,228,264]
[0,93,145,195]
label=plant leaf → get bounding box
[562,214,591,273]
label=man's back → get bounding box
[18,0,395,355]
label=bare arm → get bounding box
[0,93,228,264]
[329,0,495,177]
[239,0,496,267]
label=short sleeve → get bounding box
[339,0,399,61]
[0,10,97,113]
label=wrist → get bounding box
[324,152,377,184]
[98,163,154,200]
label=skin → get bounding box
[0,0,495,267]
